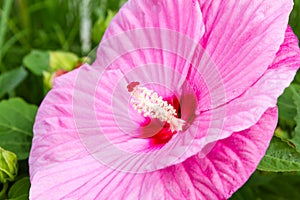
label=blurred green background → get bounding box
[0,0,300,199]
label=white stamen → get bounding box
[128,83,185,132]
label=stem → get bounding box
[0,182,9,199]
[0,0,14,72]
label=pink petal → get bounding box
[222,26,300,133]
[198,0,293,108]
[29,69,88,177]
[101,0,205,40]
[197,26,300,148]
[182,107,278,199]
[30,108,277,199]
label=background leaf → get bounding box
[290,85,300,152]
[258,137,300,172]
[277,83,300,130]
[8,177,30,200]
[230,172,300,200]
[23,50,49,76]
[0,98,37,160]
[0,67,27,98]
[92,10,116,43]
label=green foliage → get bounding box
[277,84,300,130]
[0,98,37,160]
[0,0,13,71]
[230,172,300,200]
[275,82,300,151]
[289,0,300,40]
[49,51,80,71]
[0,68,27,98]
[291,85,300,152]
[23,50,49,76]
[8,177,30,200]
[92,10,116,43]
[258,137,300,172]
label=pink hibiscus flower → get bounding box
[29,0,300,199]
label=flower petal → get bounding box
[101,0,205,40]
[198,0,293,108]
[222,26,300,133]
[197,26,300,147]
[29,69,87,177]
[181,107,278,199]
[30,106,277,199]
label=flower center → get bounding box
[128,82,185,133]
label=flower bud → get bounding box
[43,51,83,91]
[0,147,18,183]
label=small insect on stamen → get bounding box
[127,82,185,132]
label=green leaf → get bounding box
[258,137,300,172]
[231,172,300,200]
[0,68,28,98]
[16,74,44,105]
[0,98,37,160]
[229,187,256,200]
[23,50,49,75]
[92,10,116,43]
[274,128,291,143]
[8,177,30,200]
[275,83,300,152]
[290,85,300,152]
[106,0,122,11]
[277,84,300,130]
